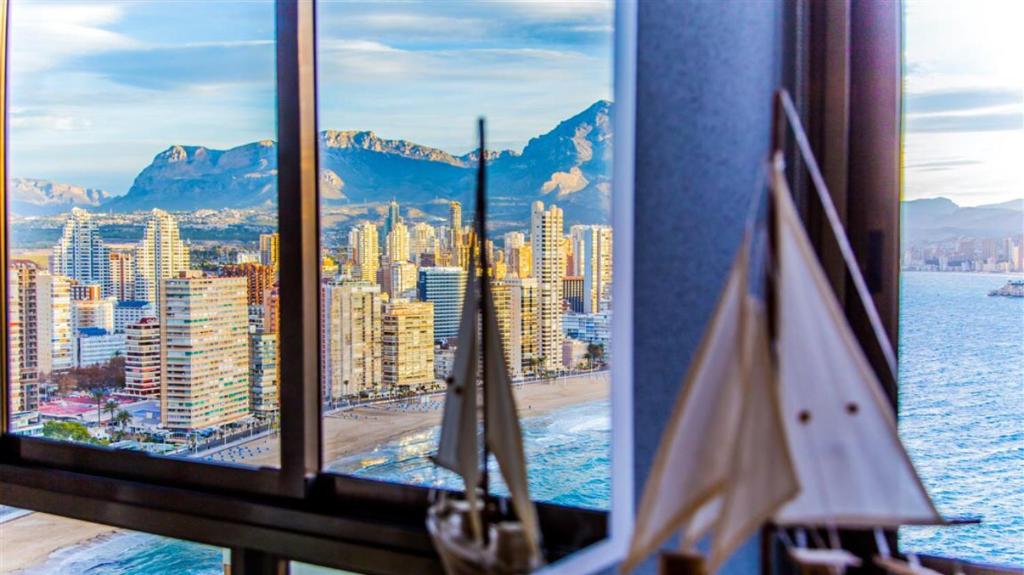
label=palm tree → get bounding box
[87,387,109,427]
[113,410,132,439]
[104,399,120,426]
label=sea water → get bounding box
[898,272,1023,566]
[19,272,1022,572]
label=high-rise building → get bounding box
[383,200,402,243]
[114,300,155,333]
[449,201,462,251]
[531,201,565,371]
[348,222,380,284]
[263,285,280,335]
[320,281,382,400]
[382,300,434,390]
[36,272,73,377]
[10,261,41,392]
[51,208,110,297]
[249,332,279,418]
[490,281,516,376]
[108,250,135,301]
[507,244,533,279]
[74,327,125,368]
[125,318,161,397]
[386,220,410,264]
[502,277,540,377]
[160,273,250,430]
[8,269,23,413]
[571,225,613,313]
[221,263,276,306]
[135,209,190,306]
[72,289,116,333]
[417,267,467,340]
[410,222,437,263]
[259,233,280,269]
[563,276,585,313]
[381,261,418,299]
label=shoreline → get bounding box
[218,371,609,469]
[0,372,609,574]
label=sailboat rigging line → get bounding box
[772,90,897,377]
[475,117,492,537]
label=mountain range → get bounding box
[901,197,1023,244]
[10,178,111,216]
[12,100,614,225]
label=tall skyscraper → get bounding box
[382,261,418,299]
[416,267,467,340]
[36,272,73,377]
[449,201,462,245]
[249,332,279,418]
[505,277,540,377]
[320,281,382,400]
[221,263,276,306]
[72,291,116,333]
[160,273,250,430]
[348,222,380,284]
[135,209,190,306]
[259,233,280,269]
[51,208,110,296]
[7,269,23,413]
[531,201,565,371]
[382,300,434,390]
[10,261,41,386]
[108,250,135,301]
[383,200,402,244]
[125,318,161,397]
[410,222,437,264]
[571,225,613,313]
[386,220,410,264]
[563,276,585,313]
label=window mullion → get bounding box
[276,0,322,495]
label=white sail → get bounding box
[434,265,482,541]
[482,292,541,555]
[623,246,763,573]
[771,166,942,527]
[707,296,799,572]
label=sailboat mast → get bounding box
[475,117,492,522]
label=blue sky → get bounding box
[8,0,613,195]
[8,1,1021,206]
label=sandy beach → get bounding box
[0,372,608,573]
[234,371,609,468]
[0,513,118,574]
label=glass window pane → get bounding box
[899,0,1023,565]
[0,506,225,574]
[5,0,280,468]
[315,1,614,510]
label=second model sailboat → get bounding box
[427,119,543,575]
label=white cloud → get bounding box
[9,2,139,72]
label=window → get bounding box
[899,0,1023,566]
[5,0,281,468]
[314,0,617,511]
[0,1,636,573]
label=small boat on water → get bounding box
[988,279,1024,298]
[427,119,542,575]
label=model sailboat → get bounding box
[622,91,947,575]
[428,119,543,575]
